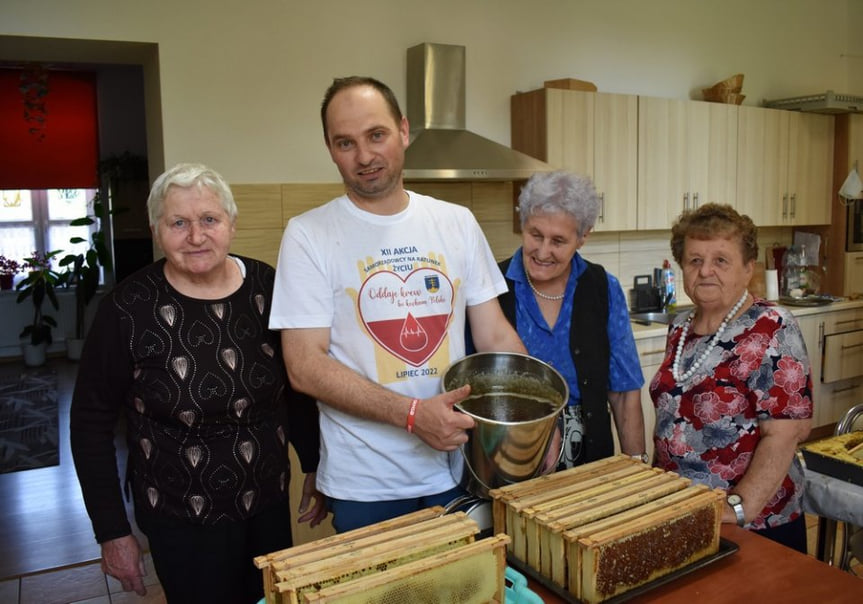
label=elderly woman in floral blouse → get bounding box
[651,203,812,552]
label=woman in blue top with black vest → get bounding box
[497,171,647,469]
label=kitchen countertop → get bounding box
[631,298,863,340]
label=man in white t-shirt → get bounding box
[270,76,526,532]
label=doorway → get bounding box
[0,35,163,283]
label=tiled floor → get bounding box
[0,359,166,603]
[0,553,165,604]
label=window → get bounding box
[0,188,99,284]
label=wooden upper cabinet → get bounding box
[846,252,863,297]
[850,114,863,173]
[789,112,834,225]
[736,105,789,226]
[511,88,638,231]
[637,97,687,230]
[736,106,833,226]
[637,97,738,230]
[690,101,739,208]
[512,89,833,233]
[593,93,639,231]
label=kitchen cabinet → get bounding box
[795,314,828,426]
[736,106,834,226]
[845,252,863,296]
[637,96,737,230]
[790,112,835,224]
[511,88,638,231]
[614,330,668,459]
[511,89,833,233]
[822,329,863,382]
[797,305,863,428]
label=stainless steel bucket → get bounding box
[441,352,568,498]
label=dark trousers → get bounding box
[753,513,808,554]
[136,501,293,604]
[328,485,466,533]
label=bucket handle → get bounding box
[441,493,487,516]
[550,411,565,469]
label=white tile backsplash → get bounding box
[577,226,795,309]
[481,214,793,310]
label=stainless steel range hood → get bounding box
[403,43,553,181]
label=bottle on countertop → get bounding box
[661,259,677,311]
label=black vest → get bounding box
[497,257,613,462]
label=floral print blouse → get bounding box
[650,298,813,529]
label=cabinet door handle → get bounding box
[782,194,789,219]
[693,192,699,208]
[835,319,860,326]
[790,193,797,219]
[841,342,863,351]
[640,349,667,356]
[599,192,605,223]
[832,384,861,394]
[819,321,824,351]
[683,192,689,211]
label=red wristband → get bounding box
[406,398,420,433]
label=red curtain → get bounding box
[0,67,99,189]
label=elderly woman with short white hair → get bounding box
[495,170,647,470]
[71,163,326,603]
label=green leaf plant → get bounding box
[58,188,114,340]
[16,250,63,346]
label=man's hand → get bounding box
[297,472,329,528]
[101,535,147,595]
[410,385,476,451]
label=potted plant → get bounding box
[16,250,63,366]
[58,187,115,359]
[0,255,21,291]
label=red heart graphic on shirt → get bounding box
[358,268,454,366]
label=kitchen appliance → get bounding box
[441,352,568,499]
[847,198,863,252]
[403,43,554,181]
[630,275,662,312]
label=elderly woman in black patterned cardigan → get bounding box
[71,163,326,603]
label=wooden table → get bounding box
[525,524,863,603]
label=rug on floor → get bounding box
[0,366,59,474]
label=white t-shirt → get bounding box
[270,191,506,501]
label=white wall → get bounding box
[0,289,77,358]
[1,0,860,183]
[0,0,858,356]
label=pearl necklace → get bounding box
[525,270,565,301]
[672,290,749,383]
